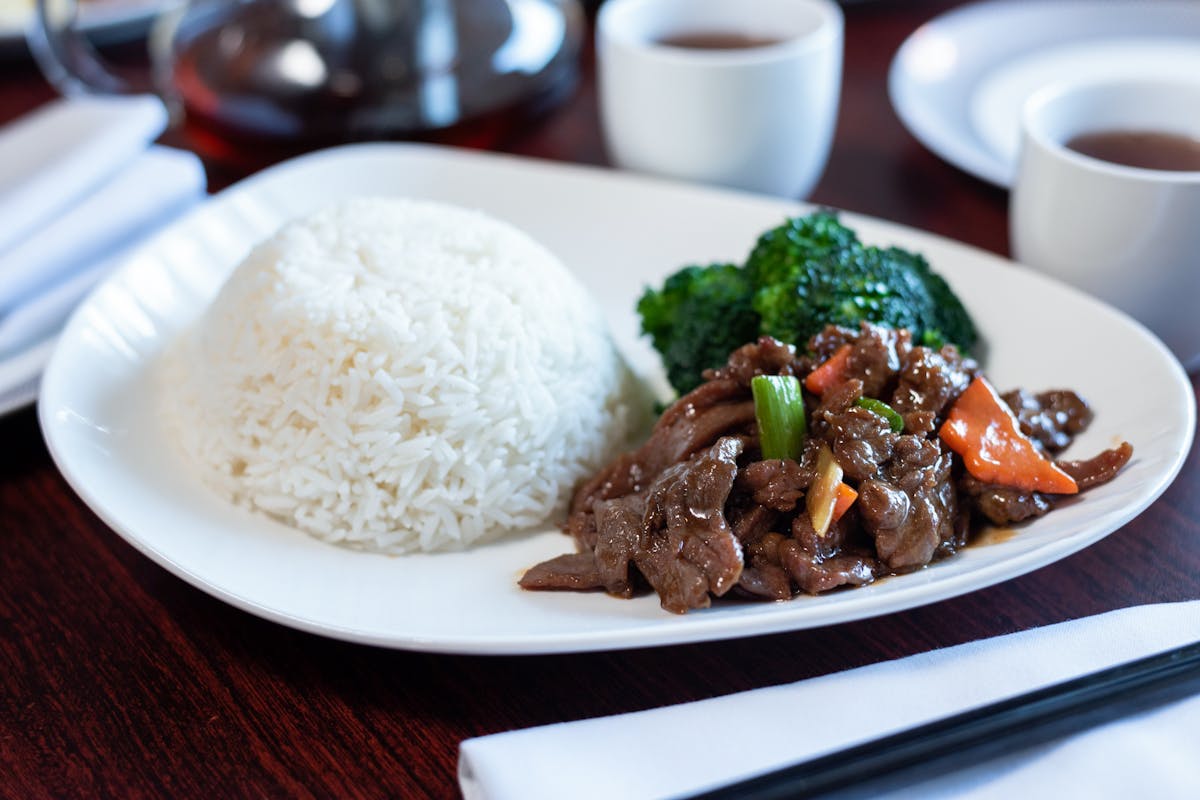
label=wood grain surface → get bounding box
[1,2,1197,797]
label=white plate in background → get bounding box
[889,0,1200,187]
[39,143,1195,654]
[0,0,169,52]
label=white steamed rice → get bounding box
[161,197,644,553]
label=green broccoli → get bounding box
[753,243,978,353]
[636,264,759,394]
[636,212,978,396]
[744,211,859,288]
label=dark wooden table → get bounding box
[2,2,1197,797]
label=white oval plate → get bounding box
[40,143,1195,654]
[889,0,1200,187]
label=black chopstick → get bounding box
[683,640,1200,800]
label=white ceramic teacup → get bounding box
[1011,79,1200,371]
[596,0,843,198]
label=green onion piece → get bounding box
[856,397,904,433]
[751,375,807,461]
[922,328,947,350]
[807,443,843,538]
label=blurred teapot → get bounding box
[30,0,583,142]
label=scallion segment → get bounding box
[751,375,807,461]
[855,397,904,433]
[808,443,845,537]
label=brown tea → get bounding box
[656,31,782,50]
[1065,130,1200,171]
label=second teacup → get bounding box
[596,0,843,198]
[1011,78,1200,371]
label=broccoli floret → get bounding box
[891,247,978,352]
[753,243,978,353]
[636,213,978,396]
[637,264,759,394]
[744,210,859,288]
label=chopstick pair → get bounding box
[685,640,1200,800]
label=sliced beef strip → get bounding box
[519,552,604,591]
[806,347,902,483]
[857,479,910,530]
[733,459,812,511]
[737,532,794,600]
[779,539,875,594]
[978,489,1051,526]
[593,495,647,597]
[842,323,909,398]
[570,378,748,510]
[805,323,909,399]
[791,505,854,559]
[960,442,1133,526]
[704,336,804,386]
[959,474,1053,526]
[745,531,787,564]
[890,344,976,422]
[778,508,877,594]
[1002,389,1093,454]
[737,564,794,600]
[522,496,647,594]
[809,325,859,360]
[727,502,780,546]
[811,377,865,423]
[564,509,600,552]
[861,436,961,571]
[565,379,755,549]
[900,409,939,437]
[1057,442,1134,490]
[825,405,899,483]
[635,436,746,613]
[655,399,757,473]
[523,437,746,612]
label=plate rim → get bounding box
[887,0,1200,188]
[38,141,1198,654]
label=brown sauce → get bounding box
[975,527,1018,547]
[656,32,782,50]
[1065,130,1200,171]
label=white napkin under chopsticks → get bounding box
[459,601,1200,799]
[0,96,206,360]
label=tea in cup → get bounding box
[1011,78,1200,371]
[596,0,843,198]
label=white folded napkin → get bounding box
[459,601,1200,800]
[0,145,205,350]
[0,96,206,364]
[0,95,168,255]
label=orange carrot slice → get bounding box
[832,482,858,522]
[804,344,852,395]
[939,376,1078,494]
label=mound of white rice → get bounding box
[161,197,644,553]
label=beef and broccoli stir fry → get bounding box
[521,213,1132,613]
[521,325,1132,614]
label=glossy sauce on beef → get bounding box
[521,325,1133,613]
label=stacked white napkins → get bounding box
[459,601,1200,799]
[0,94,206,398]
